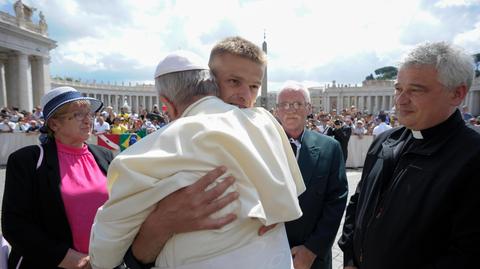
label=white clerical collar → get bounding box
[411,130,424,139]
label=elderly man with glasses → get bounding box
[276,81,348,269]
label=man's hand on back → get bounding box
[131,166,238,264]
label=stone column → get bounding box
[142,96,146,111]
[126,95,131,109]
[130,96,135,113]
[112,95,117,112]
[135,95,141,114]
[31,56,50,107]
[7,52,33,111]
[146,96,151,111]
[337,94,343,110]
[322,95,327,112]
[6,54,19,108]
[366,96,372,113]
[102,94,108,107]
[0,62,6,108]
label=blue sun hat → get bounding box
[41,86,103,124]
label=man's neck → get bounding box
[172,95,211,120]
[286,129,303,140]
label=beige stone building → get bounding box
[0,1,56,110]
[266,78,480,116]
[51,79,158,113]
[2,2,479,116]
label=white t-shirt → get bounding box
[372,122,392,136]
[0,121,16,132]
[94,121,110,134]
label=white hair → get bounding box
[276,80,311,103]
[399,41,475,90]
[155,69,219,107]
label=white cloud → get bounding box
[5,0,476,86]
[435,0,479,8]
[453,21,480,53]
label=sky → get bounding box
[1,0,480,92]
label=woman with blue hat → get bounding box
[2,86,114,269]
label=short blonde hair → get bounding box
[209,36,267,71]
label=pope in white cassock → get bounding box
[89,51,305,269]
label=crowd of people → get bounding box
[1,37,479,269]
[0,104,169,136]
[0,106,44,133]
[3,104,479,138]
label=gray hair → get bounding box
[276,81,311,104]
[155,69,219,107]
[399,41,475,90]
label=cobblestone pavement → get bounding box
[0,166,362,268]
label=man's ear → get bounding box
[159,95,178,119]
[450,84,468,106]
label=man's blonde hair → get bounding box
[208,36,267,71]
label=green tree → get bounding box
[374,66,398,80]
[365,73,374,80]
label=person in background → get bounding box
[325,118,351,163]
[2,86,113,269]
[110,117,128,134]
[118,106,130,120]
[93,116,110,135]
[461,105,473,121]
[33,106,44,120]
[467,116,480,134]
[338,41,480,269]
[104,106,116,125]
[142,117,157,134]
[372,113,392,138]
[152,104,161,115]
[9,107,23,123]
[352,120,366,138]
[14,116,30,132]
[25,120,40,133]
[0,116,15,132]
[276,81,348,269]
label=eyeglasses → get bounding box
[277,101,307,110]
[63,111,94,121]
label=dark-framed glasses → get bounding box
[278,101,306,110]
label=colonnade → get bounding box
[50,79,159,113]
[0,53,50,110]
[1,2,56,111]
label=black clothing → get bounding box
[286,129,348,269]
[325,125,352,162]
[338,110,480,269]
[2,139,113,269]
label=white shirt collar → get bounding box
[411,130,424,139]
